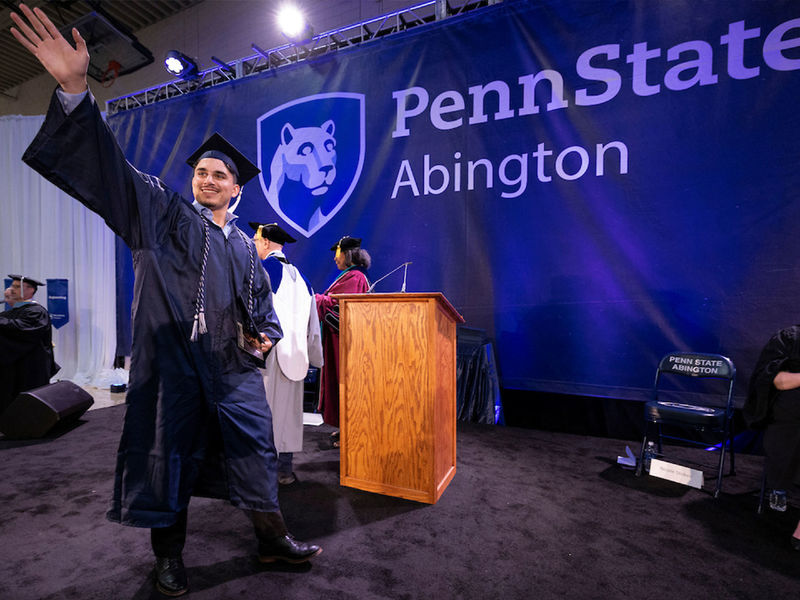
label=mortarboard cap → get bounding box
[249,222,297,245]
[186,132,261,186]
[330,236,361,251]
[8,274,45,289]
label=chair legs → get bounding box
[712,427,736,499]
[757,463,768,515]
[636,421,736,499]
[712,443,726,499]
[636,434,648,477]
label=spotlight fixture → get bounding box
[277,5,314,43]
[164,50,199,80]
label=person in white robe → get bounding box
[252,223,324,484]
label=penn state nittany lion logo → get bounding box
[258,94,365,237]
[268,120,337,200]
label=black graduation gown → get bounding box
[0,302,59,414]
[744,325,800,489]
[22,91,284,527]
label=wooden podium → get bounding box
[335,292,464,504]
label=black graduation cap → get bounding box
[249,222,297,245]
[7,274,45,289]
[330,236,361,251]
[186,132,261,186]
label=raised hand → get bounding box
[10,3,89,94]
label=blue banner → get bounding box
[46,278,69,329]
[108,0,800,401]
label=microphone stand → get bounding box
[367,262,413,293]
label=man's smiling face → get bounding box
[192,157,240,212]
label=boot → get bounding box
[154,556,188,596]
[246,510,322,564]
[151,511,188,596]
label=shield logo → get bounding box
[257,93,365,238]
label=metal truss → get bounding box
[106,0,501,115]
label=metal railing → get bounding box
[106,0,500,115]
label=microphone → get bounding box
[367,262,412,293]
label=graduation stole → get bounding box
[190,220,257,342]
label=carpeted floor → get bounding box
[0,404,797,600]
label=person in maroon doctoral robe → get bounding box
[315,236,370,444]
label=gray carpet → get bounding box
[0,404,797,599]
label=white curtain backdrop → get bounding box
[0,114,118,386]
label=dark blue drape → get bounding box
[110,0,800,401]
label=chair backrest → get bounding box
[657,352,735,379]
[654,352,736,411]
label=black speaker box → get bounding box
[0,380,94,439]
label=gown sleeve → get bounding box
[743,326,800,429]
[0,305,51,365]
[307,294,324,369]
[22,90,184,251]
[0,305,50,337]
[315,270,369,320]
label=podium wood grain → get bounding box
[336,293,463,503]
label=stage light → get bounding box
[277,5,314,42]
[164,50,199,79]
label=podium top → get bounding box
[333,292,465,323]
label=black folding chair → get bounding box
[635,352,736,498]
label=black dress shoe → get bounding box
[258,535,322,564]
[278,472,297,485]
[155,556,188,596]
